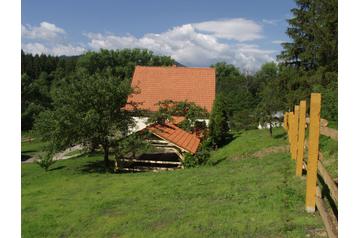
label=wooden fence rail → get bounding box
[284,93,338,238]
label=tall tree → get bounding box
[278,0,338,72]
[208,94,230,148]
[256,62,284,136]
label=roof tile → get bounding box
[126,66,216,112]
[147,122,200,154]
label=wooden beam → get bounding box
[291,105,299,160]
[318,156,338,205]
[120,166,178,172]
[119,158,181,165]
[288,112,294,155]
[315,186,338,238]
[320,127,338,141]
[305,93,321,212]
[283,112,288,131]
[296,100,306,176]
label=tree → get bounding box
[211,62,258,131]
[36,152,56,172]
[208,94,230,148]
[114,132,154,171]
[148,100,209,132]
[255,63,284,136]
[33,69,134,167]
[278,0,338,72]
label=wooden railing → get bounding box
[283,93,338,238]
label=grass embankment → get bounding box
[319,135,338,179]
[21,131,47,160]
[22,128,325,237]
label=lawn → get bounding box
[319,135,338,179]
[22,129,325,237]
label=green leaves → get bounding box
[208,94,230,147]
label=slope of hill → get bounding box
[22,128,326,237]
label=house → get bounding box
[121,65,216,171]
[257,111,284,129]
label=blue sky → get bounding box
[22,0,295,71]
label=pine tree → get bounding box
[208,94,230,148]
[278,0,337,72]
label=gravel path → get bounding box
[22,144,84,163]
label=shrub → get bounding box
[183,146,211,168]
[36,152,56,172]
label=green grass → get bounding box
[319,135,338,179]
[22,128,325,237]
[21,139,48,158]
[327,121,338,130]
[209,128,287,163]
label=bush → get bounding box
[183,146,211,168]
[36,152,56,171]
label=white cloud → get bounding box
[85,21,274,72]
[22,22,66,41]
[262,19,281,26]
[22,19,276,71]
[22,42,86,56]
[22,22,86,56]
[192,18,263,42]
[272,40,285,44]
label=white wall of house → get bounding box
[129,117,150,134]
[129,117,210,134]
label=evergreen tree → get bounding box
[278,0,338,72]
[208,94,230,148]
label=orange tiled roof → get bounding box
[126,66,216,112]
[147,122,200,154]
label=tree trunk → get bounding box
[269,123,273,137]
[103,143,109,168]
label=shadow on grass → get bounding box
[21,154,32,162]
[318,174,338,219]
[273,132,287,139]
[80,159,116,174]
[49,166,66,171]
[210,157,227,166]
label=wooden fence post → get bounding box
[305,93,321,212]
[283,112,288,131]
[291,105,299,160]
[288,112,294,154]
[296,100,306,176]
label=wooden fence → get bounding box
[283,93,338,238]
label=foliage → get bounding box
[33,68,134,166]
[183,139,211,168]
[277,0,338,121]
[211,62,259,131]
[149,100,209,132]
[31,49,177,166]
[21,51,78,130]
[278,0,338,72]
[255,63,284,136]
[21,49,175,131]
[36,152,56,172]
[208,94,231,148]
[77,48,174,77]
[115,132,154,160]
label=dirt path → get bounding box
[22,144,84,164]
[252,145,290,158]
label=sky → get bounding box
[21,0,296,72]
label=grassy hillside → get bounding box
[22,129,325,237]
